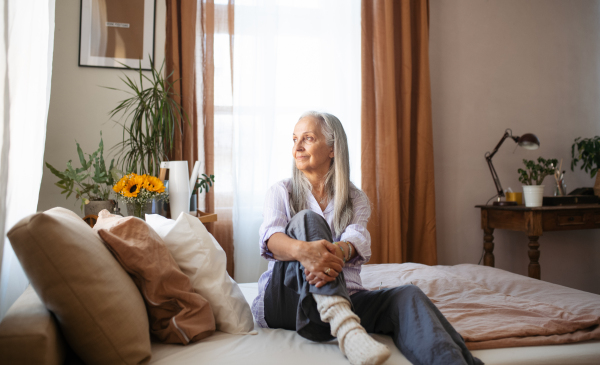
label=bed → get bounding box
[149,263,600,365]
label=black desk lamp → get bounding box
[485,129,540,206]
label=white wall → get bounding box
[38,0,166,214]
[430,0,600,294]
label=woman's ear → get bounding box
[329,147,334,159]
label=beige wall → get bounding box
[38,0,166,214]
[430,0,600,294]
[40,1,600,294]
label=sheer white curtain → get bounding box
[231,0,361,282]
[0,0,55,320]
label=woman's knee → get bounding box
[287,210,332,242]
[293,209,321,220]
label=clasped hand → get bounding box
[298,239,344,288]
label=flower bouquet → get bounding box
[113,173,168,219]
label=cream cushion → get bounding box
[146,213,255,334]
[0,285,65,365]
[6,207,152,365]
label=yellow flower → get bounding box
[113,175,129,193]
[122,174,145,198]
[143,175,165,193]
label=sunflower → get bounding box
[143,175,165,193]
[122,174,146,198]
[112,175,129,193]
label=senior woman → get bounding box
[252,111,482,365]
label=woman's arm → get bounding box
[267,233,344,286]
[339,190,372,265]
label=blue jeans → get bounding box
[264,210,483,365]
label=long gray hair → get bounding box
[290,111,355,236]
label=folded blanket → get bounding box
[360,263,600,350]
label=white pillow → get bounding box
[146,213,255,334]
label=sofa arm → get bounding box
[0,285,65,365]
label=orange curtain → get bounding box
[194,0,235,276]
[361,0,437,265]
[165,0,198,174]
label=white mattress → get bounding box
[149,283,600,365]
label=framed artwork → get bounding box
[79,0,156,70]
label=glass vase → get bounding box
[126,202,153,220]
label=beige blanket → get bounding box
[360,263,600,350]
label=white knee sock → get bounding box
[313,294,391,365]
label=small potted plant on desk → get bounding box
[45,133,119,216]
[571,136,600,197]
[518,157,558,207]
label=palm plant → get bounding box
[105,58,188,176]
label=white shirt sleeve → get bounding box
[340,189,372,266]
[258,182,290,261]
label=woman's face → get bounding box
[292,116,334,176]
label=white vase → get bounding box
[162,161,190,219]
[523,185,544,207]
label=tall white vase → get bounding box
[163,161,190,219]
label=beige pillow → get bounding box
[94,211,216,344]
[0,285,65,365]
[7,207,151,365]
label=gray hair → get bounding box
[290,111,355,236]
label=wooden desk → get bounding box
[475,204,600,279]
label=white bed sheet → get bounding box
[149,283,600,365]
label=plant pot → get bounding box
[523,185,544,207]
[594,174,600,197]
[84,200,116,217]
[190,193,197,213]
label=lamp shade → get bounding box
[517,133,540,150]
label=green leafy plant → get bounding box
[105,57,188,176]
[518,157,558,185]
[45,133,118,210]
[571,136,600,178]
[192,174,215,195]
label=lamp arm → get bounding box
[485,129,519,200]
[486,155,505,199]
[487,129,519,160]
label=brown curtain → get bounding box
[361,0,437,265]
[191,0,236,277]
[165,0,198,174]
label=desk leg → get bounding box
[528,236,541,280]
[483,228,495,267]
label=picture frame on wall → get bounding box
[79,0,156,70]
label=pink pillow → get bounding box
[94,210,215,344]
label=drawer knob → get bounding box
[568,217,575,222]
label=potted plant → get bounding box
[105,57,188,176]
[45,133,119,216]
[190,174,215,212]
[571,136,600,196]
[518,157,558,207]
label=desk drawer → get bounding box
[557,213,584,226]
[542,210,600,231]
